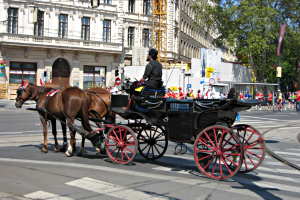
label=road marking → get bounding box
[275,151,300,157]
[235,176,300,195]
[0,157,265,198]
[66,177,167,200]
[152,166,191,175]
[254,172,299,183]
[258,166,300,175]
[287,148,300,152]
[0,130,41,135]
[24,191,74,200]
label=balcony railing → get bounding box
[0,25,122,52]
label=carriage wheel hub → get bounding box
[118,141,125,148]
[216,149,223,156]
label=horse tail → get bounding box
[80,94,92,132]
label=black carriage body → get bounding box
[166,101,237,143]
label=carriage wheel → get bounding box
[105,125,137,165]
[194,125,243,180]
[232,124,265,173]
[137,124,168,160]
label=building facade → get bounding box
[0,0,219,99]
[0,0,124,98]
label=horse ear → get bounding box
[21,80,24,87]
[40,78,45,86]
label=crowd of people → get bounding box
[164,87,226,100]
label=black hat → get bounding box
[148,48,158,60]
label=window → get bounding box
[128,0,135,13]
[103,0,112,4]
[7,8,18,34]
[81,17,90,40]
[128,27,135,48]
[83,66,106,89]
[9,62,37,84]
[142,28,150,47]
[143,0,151,15]
[58,14,68,38]
[34,10,44,37]
[103,19,111,42]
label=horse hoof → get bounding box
[65,151,73,157]
[41,146,48,153]
[54,146,60,152]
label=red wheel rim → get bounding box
[105,125,137,164]
[232,124,265,173]
[194,125,243,180]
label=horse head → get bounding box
[15,81,39,108]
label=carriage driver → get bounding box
[140,48,163,89]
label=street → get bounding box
[0,107,300,200]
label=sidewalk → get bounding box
[0,99,35,110]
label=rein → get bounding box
[86,90,110,116]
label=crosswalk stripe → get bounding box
[66,177,167,200]
[287,148,300,152]
[235,177,300,195]
[152,166,191,175]
[254,172,299,183]
[24,191,74,200]
[258,166,300,175]
[275,151,300,156]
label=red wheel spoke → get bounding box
[126,141,136,146]
[246,150,262,159]
[213,128,218,146]
[224,153,241,156]
[197,137,214,149]
[198,154,212,161]
[124,147,135,154]
[121,151,124,161]
[219,157,223,177]
[124,151,130,160]
[244,157,249,171]
[196,149,213,153]
[221,156,233,175]
[202,156,214,169]
[246,153,257,166]
[106,144,117,147]
[204,131,216,148]
[222,134,233,147]
[112,130,121,143]
[245,131,255,144]
[126,135,134,142]
[224,156,239,167]
[211,157,218,174]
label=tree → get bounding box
[193,0,300,91]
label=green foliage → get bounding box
[193,0,300,91]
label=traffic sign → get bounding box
[187,84,192,89]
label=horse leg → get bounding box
[51,119,60,152]
[40,115,48,153]
[77,136,87,156]
[65,118,76,157]
[60,120,68,152]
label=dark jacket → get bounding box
[143,60,163,88]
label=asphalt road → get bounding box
[0,108,300,200]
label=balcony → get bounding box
[0,26,122,53]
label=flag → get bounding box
[276,24,287,56]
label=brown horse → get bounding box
[15,82,111,156]
[15,82,68,153]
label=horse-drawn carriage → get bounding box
[82,81,265,181]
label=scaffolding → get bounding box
[152,0,168,63]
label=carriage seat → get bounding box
[141,87,166,98]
